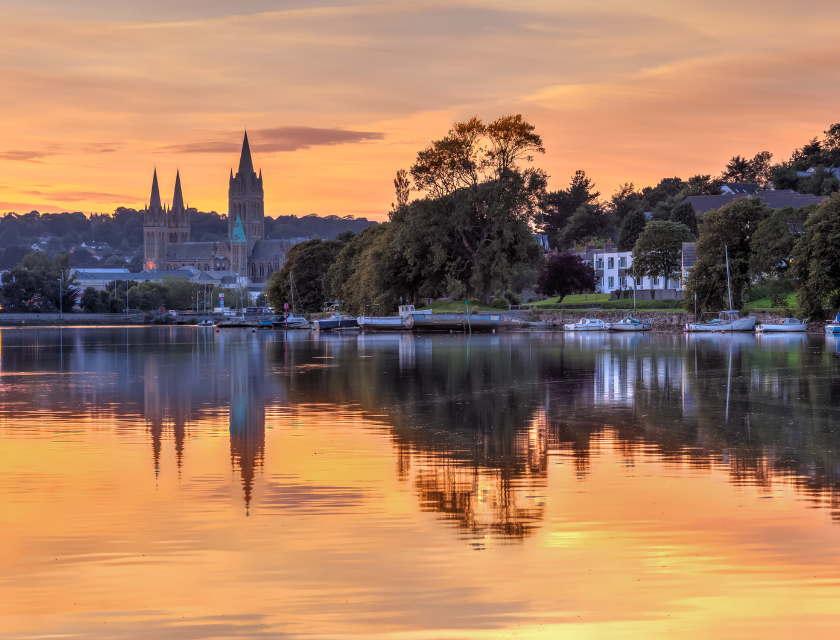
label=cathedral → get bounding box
[143,131,299,282]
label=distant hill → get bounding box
[0,208,378,268]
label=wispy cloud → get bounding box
[163,126,385,154]
[0,149,57,162]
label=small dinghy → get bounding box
[563,318,608,331]
[607,317,651,332]
[757,318,807,333]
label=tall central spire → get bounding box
[238,131,254,176]
[150,168,162,209]
[172,169,184,210]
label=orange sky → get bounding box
[2,0,840,220]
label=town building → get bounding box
[142,132,303,281]
[575,239,683,298]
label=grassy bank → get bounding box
[416,300,498,313]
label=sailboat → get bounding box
[272,272,311,329]
[685,245,756,332]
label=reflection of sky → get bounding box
[4,329,840,636]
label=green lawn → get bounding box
[743,292,798,311]
[530,293,610,306]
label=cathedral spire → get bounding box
[173,169,184,210]
[150,168,161,209]
[238,131,254,176]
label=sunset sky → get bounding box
[2,0,840,220]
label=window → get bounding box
[619,276,626,287]
[636,277,643,286]
[599,277,604,288]
[651,277,659,286]
[619,257,627,268]
[607,257,614,269]
[608,276,614,289]
[596,259,604,269]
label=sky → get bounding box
[2,0,840,220]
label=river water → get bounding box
[2,327,840,638]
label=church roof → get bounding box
[172,170,184,210]
[249,238,295,259]
[165,242,215,260]
[150,169,162,209]
[231,215,247,243]
[238,131,254,176]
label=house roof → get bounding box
[165,242,215,260]
[681,191,826,213]
[249,238,295,260]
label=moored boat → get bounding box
[607,317,651,332]
[357,316,409,330]
[406,313,466,331]
[757,318,807,333]
[198,319,214,326]
[825,313,840,335]
[563,318,608,331]
[686,310,756,332]
[313,314,358,331]
[272,314,310,329]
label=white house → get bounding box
[575,239,683,297]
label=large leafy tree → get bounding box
[556,204,613,249]
[750,206,810,308]
[265,238,345,312]
[632,221,695,288]
[537,251,596,302]
[0,251,76,312]
[685,197,770,312]
[608,183,642,223]
[391,114,546,301]
[722,151,773,184]
[542,170,599,242]
[327,223,415,314]
[618,208,647,251]
[791,194,840,319]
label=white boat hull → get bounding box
[825,324,840,335]
[687,317,756,332]
[757,324,806,333]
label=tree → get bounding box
[750,207,806,308]
[687,174,722,195]
[327,223,415,314]
[669,200,698,236]
[80,287,101,312]
[542,170,599,242]
[608,183,642,222]
[391,114,546,301]
[556,204,613,249]
[632,221,695,288]
[722,151,773,184]
[685,197,770,312]
[537,251,597,302]
[126,281,168,311]
[0,251,76,312]
[791,194,840,319]
[618,208,647,251]
[265,238,344,312]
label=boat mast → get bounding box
[290,271,296,316]
[724,244,733,311]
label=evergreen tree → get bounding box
[669,201,699,236]
[618,208,647,251]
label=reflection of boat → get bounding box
[757,318,807,332]
[313,314,359,331]
[564,318,608,331]
[756,332,806,346]
[607,317,651,332]
[825,313,840,335]
[686,310,756,332]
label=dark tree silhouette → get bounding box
[537,251,597,302]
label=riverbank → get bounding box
[0,312,148,326]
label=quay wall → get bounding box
[531,310,829,333]
[0,313,148,326]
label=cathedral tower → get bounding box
[143,169,167,269]
[228,131,264,256]
[168,170,190,244]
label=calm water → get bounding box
[3,328,840,638]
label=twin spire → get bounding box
[148,168,185,211]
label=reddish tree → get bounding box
[537,251,597,303]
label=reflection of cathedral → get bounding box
[141,331,270,507]
[142,132,301,280]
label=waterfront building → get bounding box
[575,239,683,298]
